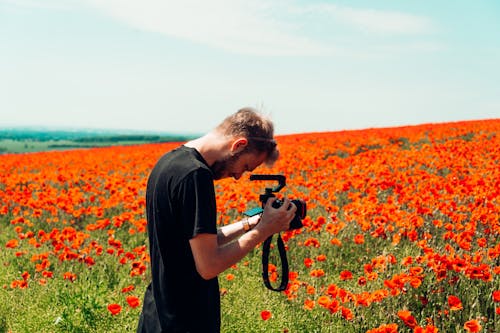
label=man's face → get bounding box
[211,150,267,180]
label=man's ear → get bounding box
[230,137,248,154]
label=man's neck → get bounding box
[184,131,229,166]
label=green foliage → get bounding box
[0,128,197,153]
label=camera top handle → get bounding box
[249,174,286,204]
[249,174,286,192]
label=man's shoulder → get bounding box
[159,146,210,173]
[150,146,212,185]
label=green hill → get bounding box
[0,127,197,154]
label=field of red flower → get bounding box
[1,119,499,332]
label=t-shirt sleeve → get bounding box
[177,168,217,238]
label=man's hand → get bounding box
[255,197,297,236]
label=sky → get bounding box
[1,0,499,135]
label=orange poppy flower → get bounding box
[260,310,271,321]
[397,309,417,328]
[448,295,463,311]
[126,295,140,308]
[316,254,327,261]
[303,257,314,268]
[5,239,19,248]
[303,299,315,310]
[317,295,331,308]
[492,290,500,302]
[357,276,367,286]
[414,325,439,333]
[310,269,325,278]
[340,307,354,321]
[107,303,122,315]
[463,319,482,332]
[353,234,365,244]
[366,323,398,333]
[339,270,353,281]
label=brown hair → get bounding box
[216,107,279,165]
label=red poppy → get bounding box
[463,319,482,332]
[317,296,331,308]
[303,299,315,310]
[5,239,19,248]
[303,257,314,268]
[260,310,271,321]
[62,272,77,282]
[340,307,354,321]
[493,290,500,302]
[126,295,140,308]
[21,271,30,281]
[366,323,398,333]
[107,303,122,315]
[316,254,327,261]
[310,269,325,278]
[414,325,439,333]
[448,295,463,311]
[357,276,367,286]
[121,285,135,293]
[353,234,365,244]
[339,270,353,281]
[397,310,417,328]
[303,237,320,247]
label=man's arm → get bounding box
[216,214,261,246]
[189,198,296,280]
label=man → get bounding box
[137,107,297,332]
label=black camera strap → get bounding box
[262,233,289,292]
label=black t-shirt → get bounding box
[137,146,220,333]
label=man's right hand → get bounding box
[256,197,297,236]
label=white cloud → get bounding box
[4,0,437,55]
[81,0,333,56]
[315,4,435,35]
[1,0,82,10]
[80,0,436,56]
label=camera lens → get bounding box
[271,199,283,209]
[291,199,307,219]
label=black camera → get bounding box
[246,174,306,230]
[271,198,306,230]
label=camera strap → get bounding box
[261,233,289,292]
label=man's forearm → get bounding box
[217,216,258,245]
[192,224,270,280]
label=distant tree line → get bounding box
[73,135,190,143]
[0,128,195,143]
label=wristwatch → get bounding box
[242,218,251,232]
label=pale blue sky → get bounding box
[1,0,499,134]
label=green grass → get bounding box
[0,206,500,333]
[2,214,497,332]
[0,139,164,154]
[1,179,499,333]
[0,225,144,333]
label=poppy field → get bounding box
[1,119,499,332]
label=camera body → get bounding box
[270,198,306,230]
[247,174,306,230]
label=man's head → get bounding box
[211,107,279,180]
[216,107,279,164]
